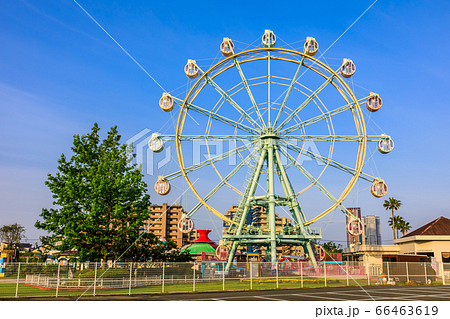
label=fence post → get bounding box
[324,262,327,287]
[93,262,97,296]
[56,263,61,297]
[406,262,409,282]
[129,262,133,296]
[441,262,446,285]
[222,263,225,291]
[276,262,279,289]
[193,263,196,292]
[387,261,390,282]
[162,262,165,293]
[250,262,253,290]
[367,269,370,286]
[346,262,349,286]
[424,262,428,284]
[300,261,303,288]
[15,263,21,298]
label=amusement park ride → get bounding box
[149,30,394,271]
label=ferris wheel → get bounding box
[149,30,393,268]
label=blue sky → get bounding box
[0,0,449,246]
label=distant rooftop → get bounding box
[402,216,450,238]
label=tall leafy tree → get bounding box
[0,223,26,249]
[35,124,151,263]
[383,197,402,240]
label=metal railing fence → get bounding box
[0,261,447,298]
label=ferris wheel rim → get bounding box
[175,47,367,226]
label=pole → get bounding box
[441,262,446,285]
[276,261,279,289]
[367,268,370,286]
[93,262,97,296]
[15,263,21,298]
[324,262,327,287]
[346,262,349,286]
[193,263,196,292]
[162,262,165,293]
[129,262,133,296]
[300,261,303,288]
[387,261,390,283]
[250,261,253,290]
[222,263,225,291]
[56,263,61,297]
[424,262,428,284]
[406,262,409,282]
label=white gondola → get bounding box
[366,92,383,112]
[178,215,194,233]
[262,29,276,48]
[154,176,170,195]
[377,134,394,154]
[148,133,164,153]
[220,37,235,57]
[340,58,356,78]
[347,219,363,236]
[159,93,174,112]
[303,37,319,56]
[184,59,199,79]
[371,179,388,198]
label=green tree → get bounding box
[397,218,412,237]
[388,215,403,239]
[0,223,26,249]
[383,197,402,240]
[35,124,151,263]
[321,241,343,253]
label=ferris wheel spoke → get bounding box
[171,96,258,135]
[157,134,256,141]
[162,142,256,181]
[186,149,258,217]
[233,57,266,129]
[196,67,263,130]
[273,56,306,127]
[267,51,271,126]
[279,97,367,136]
[276,72,337,131]
[280,148,356,221]
[283,141,375,182]
[282,134,383,142]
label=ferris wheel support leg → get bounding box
[267,143,278,264]
[306,242,318,267]
[225,242,239,272]
[274,147,308,234]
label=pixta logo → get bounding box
[127,129,324,176]
[126,129,172,176]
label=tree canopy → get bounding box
[0,223,25,248]
[35,124,153,262]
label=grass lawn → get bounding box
[0,276,444,299]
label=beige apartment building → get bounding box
[143,203,198,248]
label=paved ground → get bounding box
[7,285,450,301]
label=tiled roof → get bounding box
[402,216,450,238]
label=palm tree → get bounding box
[398,220,412,236]
[388,216,403,239]
[383,197,402,240]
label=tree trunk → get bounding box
[391,209,396,240]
